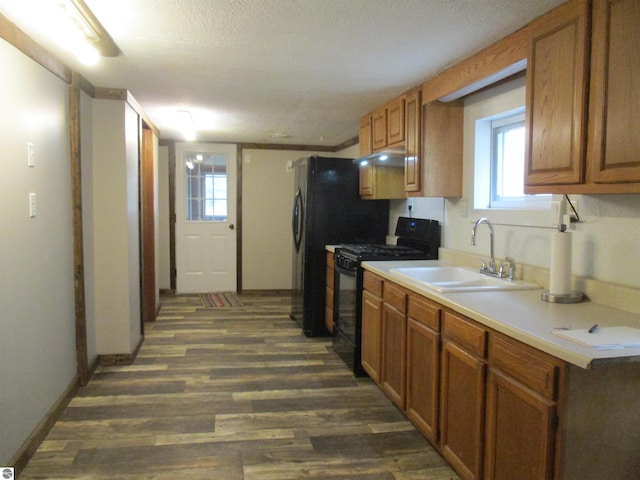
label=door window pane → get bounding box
[185,153,228,221]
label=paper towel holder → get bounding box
[541,290,584,304]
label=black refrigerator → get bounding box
[290,155,389,337]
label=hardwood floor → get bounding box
[20,292,459,479]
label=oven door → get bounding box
[332,260,365,375]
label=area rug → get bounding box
[200,292,243,308]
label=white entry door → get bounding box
[175,143,237,293]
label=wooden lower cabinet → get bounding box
[440,339,487,480]
[406,294,441,444]
[325,252,335,334]
[360,273,566,480]
[381,302,407,409]
[361,289,383,383]
[484,369,556,480]
[484,333,561,480]
[381,281,408,409]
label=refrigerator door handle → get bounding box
[292,188,304,252]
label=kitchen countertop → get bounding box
[362,260,640,370]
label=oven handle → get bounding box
[334,262,357,277]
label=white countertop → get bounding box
[362,260,640,370]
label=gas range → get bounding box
[332,217,440,376]
[336,243,430,267]
[338,243,429,259]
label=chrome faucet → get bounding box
[471,217,512,279]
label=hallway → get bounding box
[20,292,458,479]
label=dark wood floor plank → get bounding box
[19,292,459,479]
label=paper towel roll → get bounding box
[549,231,572,295]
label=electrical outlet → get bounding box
[566,197,579,222]
[550,200,562,226]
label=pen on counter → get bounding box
[588,324,598,334]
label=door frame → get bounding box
[140,125,156,325]
[167,141,243,292]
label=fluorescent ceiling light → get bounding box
[2,0,119,65]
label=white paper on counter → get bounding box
[552,326,640,349]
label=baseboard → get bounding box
[10,376,79,477]
[87,356,99,378]
[239,289,293,295]
[97,335,145,367]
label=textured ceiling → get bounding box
[0,0,565,146]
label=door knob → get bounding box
[229,224,235,230]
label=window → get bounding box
[491,113,526,208]
[185,153,228,221]
[474,107,549,211]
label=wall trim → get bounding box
[97,335,145,367]
[0,13,72,83]
[240,289,294,295]
[10,376,79,476]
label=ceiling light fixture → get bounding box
[3,0,119,65]
[176,110,196,141]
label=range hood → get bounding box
[354,148,405,167]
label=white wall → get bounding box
[241,148,331,290]
[443,78,640,290]
[92,100,141,354]
[0,39,77,464]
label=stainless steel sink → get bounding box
[390,266,540,293]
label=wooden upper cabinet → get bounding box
[359,164,406,199]
[404,89,421,193]
[418,100,463,198]
[358,164,374,197]
[370,97,405,152]
[525,0,590,187]
[387,96,405,146]
[372,107,388,151]
[359,115,373,157]
[588,0,640,185]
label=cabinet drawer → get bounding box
[408,294,440,332]
[489,333,561,400]
[383,281,407,314]
[363,271,383,297]
[443,311,487,358]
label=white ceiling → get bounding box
[0,0,564,147]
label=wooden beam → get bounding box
[422,27,529,105]
[69,80,90,387]
[0,13,72,83]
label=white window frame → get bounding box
[466,76,553,228]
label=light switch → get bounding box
[29,193,37,218]
[27,143,35,167]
